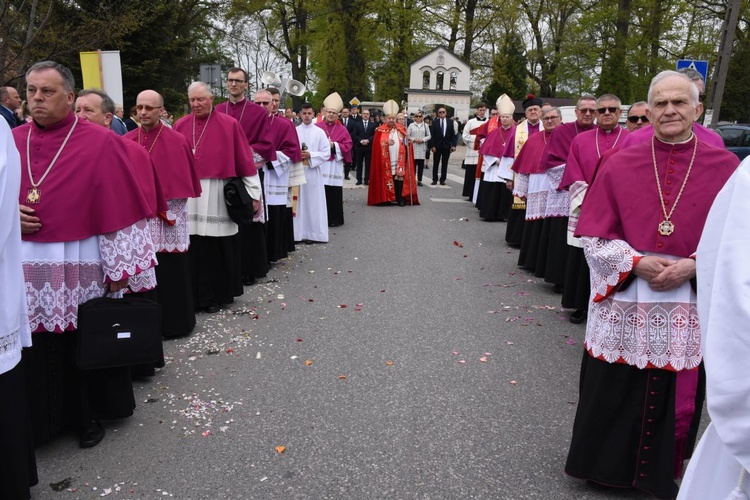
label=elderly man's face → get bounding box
[386,115,396,128]
[4,87,21,109]
[75,94,111,127]
[649,75,703,143]
[26,69,74,126]
[188,86,213,118]
[575,99,597,126]
[254,92,273,114]
[136,91,163,130]
[324,108,339,123]
[595,98,621,130]
[499,113,513,128]
[626,104,649,132]
[525,105,541,123]
[300,107,314,125]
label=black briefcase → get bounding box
[76,293,162,370]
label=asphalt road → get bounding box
[32,146,657,499]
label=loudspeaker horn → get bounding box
[285,79,306,97]
[261,71,282,88]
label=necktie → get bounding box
[442,119,446,136]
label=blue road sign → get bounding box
[676,60,709,84]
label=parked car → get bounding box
[717,124,750,160]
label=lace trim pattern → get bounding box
[586,298,701,371]
[547,164,564,189]
[151,198,189,253]
[128,267,157,292]
[0,328,21,370]
[189,213,234,225]
[513,173,529,198]
[23,261,116,332]
[98,219,157,282]
[525,191,548,220]
[544,190,569,217]
[583,237,641,298]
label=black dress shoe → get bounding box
[440,181,446,185]
[364,181,368,185]
[417,181,423,186]
[204,304,221,314]
[431,181,437,185]
[570,309,588,324]
[355,181,362,185]
[398,200,406,206]
[344,176,350,180]
[80,420,105,448]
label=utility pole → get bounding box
[708,0,741,127]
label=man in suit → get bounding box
[429,107,458,185]
[0,86,22,128]
[340,108,355,179]
[351,108,376,185]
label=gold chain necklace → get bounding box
[25,117,78,204]
[138,122,164,154]
[192,110,212,154]
[651,135,698,236]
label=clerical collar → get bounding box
[656,132,695,146]
[477,117,486,121]
[229,96,246,105]
[33,111,75,131]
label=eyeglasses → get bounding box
[255,101,270,105]
[596,106,619,114]
[578,108,596,115]
[543,115,561,121]
[438,110,446,114]
[227,79,246,85]
[136,104,161,111]
[627,115,649,124]
[415,115,423,118]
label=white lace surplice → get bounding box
[23,218,157,333]
[544,165,569,217]
[583,237,701,371]
[151,198,190,253]
[525,173,549,220]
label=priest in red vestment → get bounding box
[564,71,740,499]
[367,100,419,206]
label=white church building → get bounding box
[405,46,472,121]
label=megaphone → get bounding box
[285,79,306,97]
[261,71,282,88]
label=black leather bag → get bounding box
[76,292,162,370]
[224,177,255,226]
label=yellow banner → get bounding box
[79,51,102,89]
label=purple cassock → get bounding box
[576,137,738,255]
[269,115,303,162]
[125,122,202,200]
[120,137,168,217]
[539,121,595,171]
[500,122,541,159]
[559,126,629,189]
[618,122,724,150]
[215,98,276,162]
[511,130,552,175]
[15,113,152,243]
[315,120,353,163]
[174,110,257,179]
